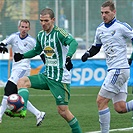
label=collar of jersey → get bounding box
[104,18,116,28]
[19,33,28,40]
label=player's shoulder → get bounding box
[115,20,132,31]
[37,30,45,38]
[5,32,19,40]
[96,22,105,31]
[98,22,104,28]
[38,30,44,35]
[9,32,19,37]
[54,26,68,37]
[27,34,36,41]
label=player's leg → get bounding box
[27,101,46,126]
[48,80,82,133]
[5,70,45,125]
[58,105,82,133]
[113,88,133,113]
[0,80,17,123]
[97,68,130,132]
[4,76,30,118]
[112,68,131,113]
[17,74,46,126]
[97,69,120,133]
[97,90,112,133]
[113,92,128,113]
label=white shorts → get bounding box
[8,68,30,85]
[101,68,130,94]
[99,89,127,104]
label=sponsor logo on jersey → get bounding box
[44,46,54,57]
[46,59,58,66]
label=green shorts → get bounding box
[28,73,70,105]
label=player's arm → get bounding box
[58,29,78,71]
[65,39,78,71]
[81,45,101,62]
[40,52,45,64]
[65,34,78,71]
[66,39,78,57]
[128,39,133,66]
[128,51,133,66]
[14,49,38,62]
[58,29,78,58]
[14,37,43,62]
[0,42,8,54]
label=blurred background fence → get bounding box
[0,0,133,50]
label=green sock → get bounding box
[18,88,29,110]
[68,117,82,133]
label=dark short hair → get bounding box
[102,0,115,11]
[40,8,55,19]
[19,19,30,27]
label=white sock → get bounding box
[27,101,40,117]
[0,95,8,118]
[126,100,133,112]
[99,107,110,133]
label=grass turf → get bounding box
[0,87,133,133]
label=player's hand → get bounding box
[65,57,73,71]
[40,53,45,64]
[14,53,24,62]
[0,43,8,54]
[128,58,132,66]
[81,51,90,62]
[0,42,5,46]
[0,46,3,53]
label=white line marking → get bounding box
[86,127,133,133]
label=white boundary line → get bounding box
[86,127,133,133]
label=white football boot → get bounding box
[36,112,46,126]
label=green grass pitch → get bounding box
[0,87,133,133]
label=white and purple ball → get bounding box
[7,94,24,112]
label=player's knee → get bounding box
[96,97,104,108]
[57,106,67,119]
[114,108,124,113]
[114,105,127,113]
[58,108,65,117]
[17,76,30,89]
[4,80,18,96]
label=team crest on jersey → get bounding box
[24,43,28,46]
[111,30,116,36]
[44,46,55,57]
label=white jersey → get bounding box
[93,18,132,70]
[1,32,36,71]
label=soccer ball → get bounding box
[7,94,24,112]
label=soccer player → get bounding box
[0,19,45,126]
[12,8,82,133]
[81,1,133,132]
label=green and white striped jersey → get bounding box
[24,26,78,83]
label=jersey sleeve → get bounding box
[66,37,78,58]
[1,33,16,46]
[121,23,133,40]
[24,34,43,58]
[58,30,78,58]
[92,28,102,47]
